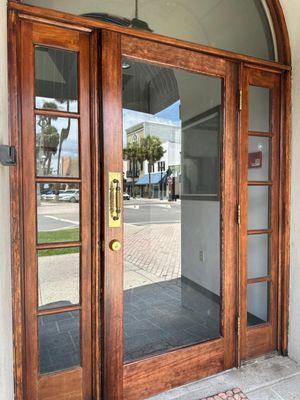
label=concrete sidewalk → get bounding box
[147,355,300,400]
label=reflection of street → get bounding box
[39,253,79,308]
[124,199,181,289]
[124,199,181,225]
[38,199,181,295]
[38,202,79,231]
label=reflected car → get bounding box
[41,191,55,201]
[123,193,130,200]
[59,189,80,203]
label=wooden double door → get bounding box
[17,17,282,400]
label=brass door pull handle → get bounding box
[109,172,122,227]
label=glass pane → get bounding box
[247,186,270,230]
[38,248,80,310]
[247,234,269,279]
[26,1,276,61]
[248,136,271,181]
[39,310,80,374]
[123,58,222,363]
[249,86,271,132]
[36,116,79,177]
[37,183,80,244]
[35,47,78,112]
[247,282,269,326]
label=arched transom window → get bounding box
[23,0,276,60]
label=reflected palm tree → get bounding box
[140,136,165,198]
[37,102,59,175]
[56,99,71,175]
[123,141,144,197]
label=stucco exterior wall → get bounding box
[280,0,300,364]
[0,1,299,399]
[0,1,14,399]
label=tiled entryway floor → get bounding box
[39,277,267,372]
[147,354,300,400]
[124,278,220,362]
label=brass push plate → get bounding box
[109,172,122,228]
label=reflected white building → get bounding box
[124,120,181,198]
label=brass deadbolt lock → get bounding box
[110,239,122,252]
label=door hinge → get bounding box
[237,315,241,336]
[101,240,105,252]
[237,204,241,226]
[238,89,243,111]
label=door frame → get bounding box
[7,2,291,400]
[101,32,238,400]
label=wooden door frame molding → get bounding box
[7,1,291,399]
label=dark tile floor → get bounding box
[124,278,220,362]
[39,307,80,374]
[38,279,266,374]
[38,278,222,373]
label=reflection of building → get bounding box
[124,120,181,198]
[61,156,79,177]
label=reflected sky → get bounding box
[123,100,181,145]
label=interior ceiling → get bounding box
[122,60,179,114]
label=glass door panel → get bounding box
[122,58,223,363]
[247,185,270,230]
[247,234,269,279]
[248,136,271,181]
[247,282,270,326]
[240,66,280,360]
[102,33,237,399]
[248,86,271,132]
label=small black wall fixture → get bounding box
[0,145,16,166]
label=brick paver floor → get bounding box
[124,222,181,289]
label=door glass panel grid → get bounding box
[36,182,82,375]
[34,43,83,373]
[246,79,275,329]
[36,179,82,375]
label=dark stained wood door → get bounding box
[19,19,93,400]
[239,66,281,360]
[101,32,239,400]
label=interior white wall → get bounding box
[177,70,270,305]
[0,1,14,399]
[280,0,300,364]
